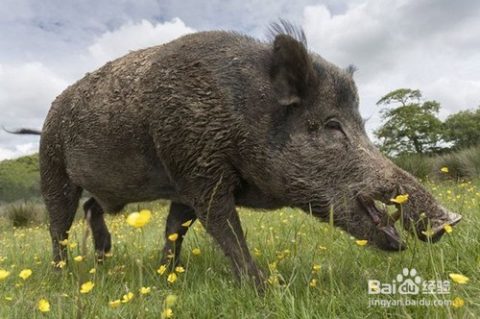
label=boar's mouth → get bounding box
[355,195,462,251]
[357,197,407,251]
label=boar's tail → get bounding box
[3,127,42,135]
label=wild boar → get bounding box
[14,21,461,287]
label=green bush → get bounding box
[0,200,47,227]
[392,153,434,180]
[432,145,480,181]
[392,145,480,181]
[459,146,480,177]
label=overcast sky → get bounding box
[1,0,479,161]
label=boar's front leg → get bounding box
[197,195,264,289]
[160,202,197,267]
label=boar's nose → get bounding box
[420,210,462,243]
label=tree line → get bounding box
[0,153,41,203]
[375,88,480,156]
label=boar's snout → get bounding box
[414,207,462,243]
[374,166,462,246]
[340,157,463,252]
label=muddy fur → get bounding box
[32,22,460,287]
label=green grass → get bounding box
[0,181,479,318]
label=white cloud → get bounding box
[425,78,480,118]
[0,62,68,119]
[84,18,195,69]
[0,142,38,162]
[0,18,196,160]
[301,0,480,137]
[0,62,68,150]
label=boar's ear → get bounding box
[270,34,314,106]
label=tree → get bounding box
[443,107,480,150]
[0,154,40,203]
[374,89,444,156]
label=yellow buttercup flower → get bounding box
[310,279,318,287]
[441,167,449,173]
[168,233,179,242]
[449,273,469,284]
[0,269,10,281]
[269,262,277,271]
[89,268,96,274]
[422,230,434,237]
[121,292,134,303]
[444,225,453,234]
[109,300,121,308]
[80,281,94,294]
[356,240,368,246]
[165,295,178,307]
[312,264,322,272]
[19,269,32,280]
[181,220,193,227]
[390,194,409,204]
[140,287,151,295]
[268,275,279,285]
[161,308,173,318]
[126,209,152,228]
[38,299,50,312]
[34,255,41,265]
[157,265,167,275]
[167,272,178,283]
[74,256,84,262]
[175,266,185,273]
[192,248,201,256]
[59,239,69,246]
[452,297,465,308]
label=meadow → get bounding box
[0,179,479,318]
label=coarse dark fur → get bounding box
[16,22,461,288]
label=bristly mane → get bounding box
[345,64,358,76]
[267,19,307,47]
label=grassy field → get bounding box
[0,180,479,318]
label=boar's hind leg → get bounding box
[83,198,111,260]
[44,178,82,266]
[160,202,197,267]
[198,196,263,288]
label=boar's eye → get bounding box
[325,120,342,131]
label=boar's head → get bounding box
[251,22,461,251]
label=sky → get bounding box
[1,0,479,160]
